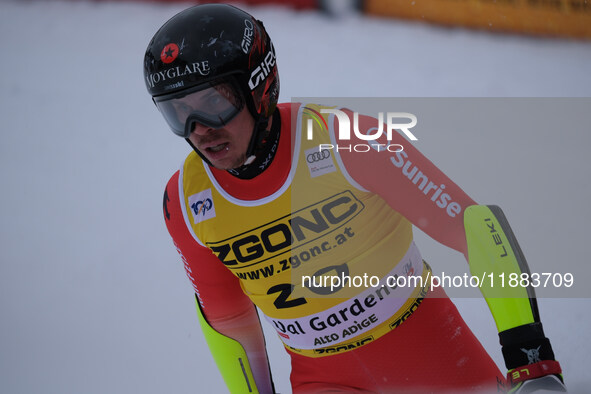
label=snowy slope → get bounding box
[1,1,590,393]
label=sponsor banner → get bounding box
[119,0,318,8]
[207,191,363,269]
[365,0,591,39]
[264,242,423,350]
[283,263,431,357]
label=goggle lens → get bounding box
[154,83,244,137]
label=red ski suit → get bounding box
[163,103,505,393]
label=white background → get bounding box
[1,1,590,393]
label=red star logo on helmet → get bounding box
[160,43,179,64]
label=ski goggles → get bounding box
[153,82,244,138]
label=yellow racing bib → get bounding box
[179,104,428,356]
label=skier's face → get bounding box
[187,106,254,170]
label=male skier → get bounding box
[144,4,566,393]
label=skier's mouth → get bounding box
[207,143,228,153]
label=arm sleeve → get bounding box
[336,110,477,258]
[336,112,550,335]
[163,171,274,393]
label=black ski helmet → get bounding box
[144,4,280,162]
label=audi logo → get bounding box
[306,150,331,163]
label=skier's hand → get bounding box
[507,361,566,393]
[500,323,566,393]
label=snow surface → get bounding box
[1,1,590,393]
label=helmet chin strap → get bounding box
[241,114,269,166]
[185,138,213,167]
